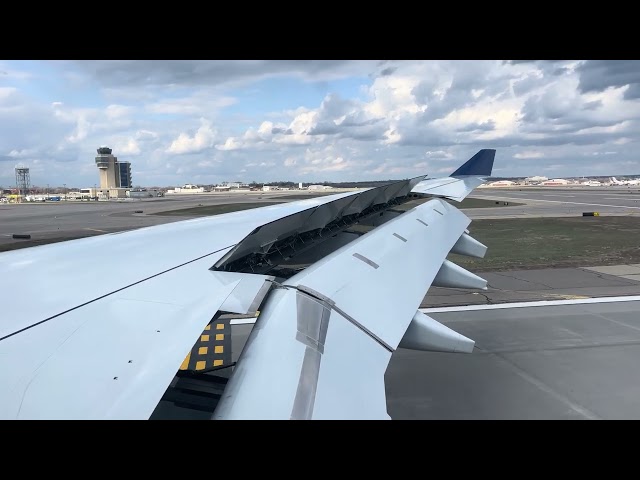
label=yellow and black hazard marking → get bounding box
[180,318,232,371]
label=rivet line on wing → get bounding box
[0,244,237,343]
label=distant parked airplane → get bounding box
[610,177,640,186]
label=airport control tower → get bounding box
[95,146,120,189]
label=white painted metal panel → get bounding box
[284,198,471,349]
[0,255,240,419]
[451,232,487,258]
[213,287,391,420]
[214,288,305,419]
[398,310,475,353]
[411,177,458,193]
[312,309,391,420]
[213,272,274,314]
[0,191,359,339]
[216,198,476,420]
[411,176,488,202]
[432,259,487,289]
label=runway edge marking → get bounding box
[421,295,640,313]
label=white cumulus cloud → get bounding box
[167,119,216,154]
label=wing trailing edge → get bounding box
[214,198,483,420]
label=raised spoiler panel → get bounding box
[214,198,474,419]
[213,176,425,271]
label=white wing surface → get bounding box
[214,198,483,419]
[411,149,495,201]
[0,149,495,419]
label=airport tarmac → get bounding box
[0,191,323,249]
[3,187,640,249]
[468,187,640,219]
[386,298,640,419]
[211,297,640,419]
[423,266,640,307]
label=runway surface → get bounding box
[386,298,640,419]
[3,186,639,249]
[423,266,640,307]
[0,191,321,248]
[206,297,640,419]
[469,187,640,218]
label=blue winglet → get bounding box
[450,149,495,177]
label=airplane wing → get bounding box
[214,198,485,419]
[411,149,495,202]
[0,149,494,419]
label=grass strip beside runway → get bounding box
[451,216,640,271]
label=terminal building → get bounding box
[166,184,205,194]
[540,178,572,186]
[484,180,517,187]
[94,146,132,198]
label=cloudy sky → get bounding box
[1,60,639,188]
